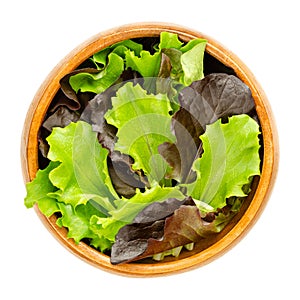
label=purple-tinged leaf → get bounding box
[110,197,234,264]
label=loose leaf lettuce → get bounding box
[180,41,206,85]
[125,32,207,85]
[162,41,206,86]
[123,31,183,78]
[69,53,124,94]
[59,67,100,110]
[56,201,105,244]
[68,33,206,96]
[42,106,80,132]
[92,39,143,68]
[25,34,261,264]
[189,114,261,209]
[180,73,256,129]
[109,185,185,223]
[89,215,126,251]
[107,154,148,198]
[159,32,184,50]
[159,73,256,182]
[159,32,207,85]
[88,185,185,249]
[110,114,261,263]
[47,121,118,210]
[104,82,176,184]
[110,197,234,264]
[24,161,60,216]
[125,50,161,78]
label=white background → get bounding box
[1,0,299,299]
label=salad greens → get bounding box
[159,73,256,183]
[25,32,262,264]
[69,53,124,94]
[47,121,118,208]
[111,196,234,264]
[189,114,261,209]
[105,82,176,184]
[110,114,260,264]
[69,32,206,94]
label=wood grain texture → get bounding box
[20,22,279,277]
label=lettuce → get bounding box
[56,201,104,244]
[104,82,176,184]
[188,114,261,208]
[24,161,60,216]
[125,50,161,78]
[46,121,118,210]
[24,33,262,263]
[89,185,185,249]
[109,185,185,223]
[69,53,124,94]
[92,39,143,68]
[111,197,236,264]
[162,41,206,86]
[110,115,261,263]
[25,120,185,251]
[159,73,256,183]
[125,32,206,83]
[69,32,206,94]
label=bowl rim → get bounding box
[21,22,279,277]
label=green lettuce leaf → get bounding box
[24,161,60,216]
[109,185,185,223]
[89,215,126,248]
[159,32,184,50]
[56,201,105,244]
[180,41,206,85]
[69,53,124,94]
[104,82,176,184]
[125,50,161,78]
[92,39,143,68]
[188,114,261,209]
[47,121,118,210]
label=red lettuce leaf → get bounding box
[110,197,187,264]
[42,106,80,132]
[110,197,234,264]
[59,68,99,110]
[107,153,148,198]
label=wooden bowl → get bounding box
[21,22,279,276]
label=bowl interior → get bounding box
[21,22,278,276]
